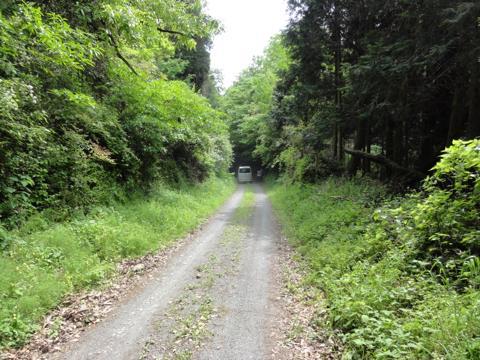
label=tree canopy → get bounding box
[221,36,290,170]
[0,1,230,225]
[226,0,480,184]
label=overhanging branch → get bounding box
[107,33,139,76]
[157,27,189,37]
[344,148,425,179]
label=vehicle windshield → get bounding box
[239,168,251,173]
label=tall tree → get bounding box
[253,0,480,183]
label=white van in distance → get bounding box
[237,166,252,183]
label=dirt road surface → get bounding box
[54,184,283,360]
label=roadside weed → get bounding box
[268,162,480,359]
[0,177,235,349]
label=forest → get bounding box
[0,0,479,359]
[222,0,480,357]
[0,0,230,226]
[226,0,479,184]
[223,0,479,357]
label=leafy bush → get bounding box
[0,0,232,351]
[110,70,232,186]
[268,139,480,359]
[0,3,229,226]
[0,4,101,224]
[414,139,480,285]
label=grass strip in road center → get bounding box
[233,185,256,222]
[140,185,256,360]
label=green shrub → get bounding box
[268,140,480,359]
[414,139,480,286]
[111,70,232,187]
[0,3,231,226]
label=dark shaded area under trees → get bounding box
[292,0,479,180]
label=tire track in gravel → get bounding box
[54,184,284,360]
[197,184,282,360]
[54,187,245,360]
[138,188,254,359]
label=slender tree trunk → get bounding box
[385,118,394,177]
[393,119,404,166]
[403,117,409,165]
[399,79,409,167]
[380,131,386,180]
[348,118,366,175]
[332,123,338,158]
[418,114,435,173]
[338,125,345,162]
[467,60,480,138]
[364,125,371,174]
[333,1,343,162]
[447,83,468,144]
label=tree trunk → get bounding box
[344,149,425,179]
[399,78,409,166]
[447,83,468,145]
[418,114,435,173]
[333,1,343,161]
[332,123,338,158]
[393,120,404,166]
[348,118,366,175]
[363,122,371,174]
[467,59,480,139]
[385,118,394,177]
[403,117,409,165]
[338,126,345,163]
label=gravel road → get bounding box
[55,184,282,360]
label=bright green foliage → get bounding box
[0,3,109,223]
[268,140,480,358]
[0,2,229,225]
[0,177,235,349]
[0,1,232,348]
[23,0,218,54]
[111,70,231,185]
[221,36,290,168]
[417,140,480,266]
[0,3,98,72]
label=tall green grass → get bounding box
[267,177,480,359]
[234,185,255,221]
[0,177,235,349]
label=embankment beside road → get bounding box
[268,149,480,359]
[0,177,235,350]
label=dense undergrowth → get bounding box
[0,177,235,349]
[268,140,480,359]
[0,2,230,226]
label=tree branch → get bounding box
[106,33,139,76]
[344,148,426,179]
[157,27,188,37]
